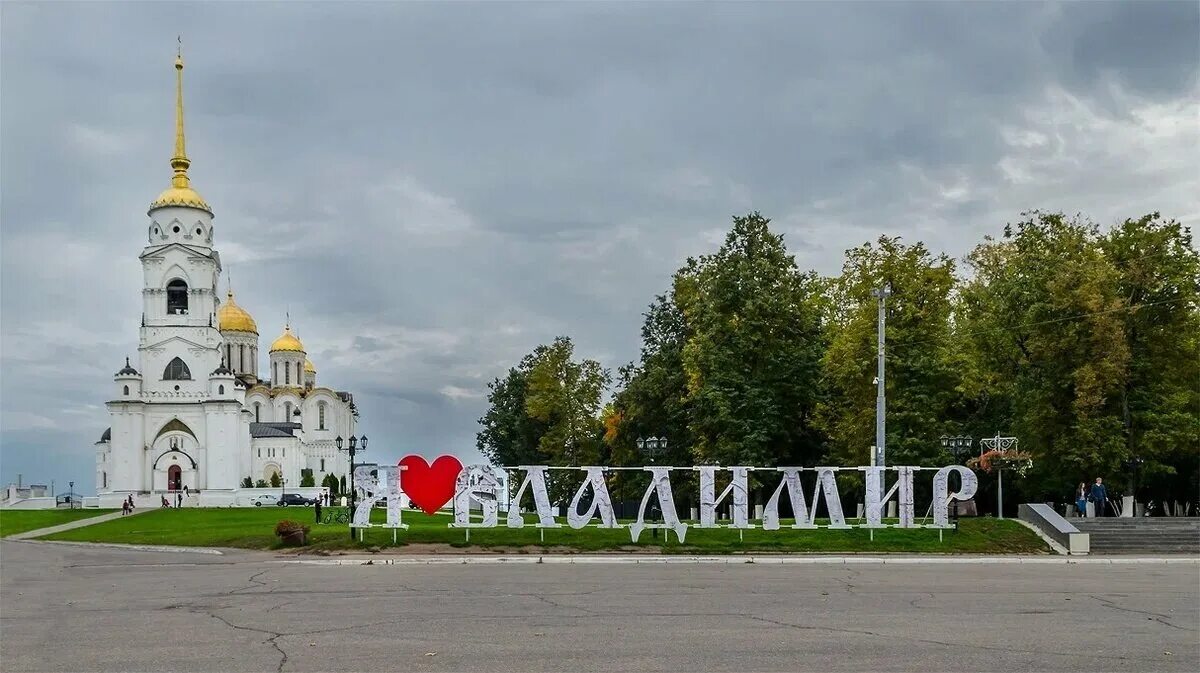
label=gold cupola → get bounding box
[269,324,305,353]
[149,45,212,215]
[217,289,258,333]
[304,358,316,374]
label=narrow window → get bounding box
[163,357,191,380]
[296,362,302,384]
[320,458,325,471]
[218,384,225,395]
[285,364,290,384]
[258,448,261,458]
[239,344,245,372]
[274,362,278,384]
[254,402,261,422]
[166,279,189,315]
[284,402,292,419]
[123,385,129,396]
[318,402,326,430]
[102,472,107,488]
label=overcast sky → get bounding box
[2,1,1197,494]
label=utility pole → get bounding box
[871,285,891,471]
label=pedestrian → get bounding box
[127,495,134,511]
[1089,477,1108,517]
[314,498,322,524]
[1075,482,1088,517]
[122,499,130,516]
[176,491,182,508]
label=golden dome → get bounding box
[150,185,212,214]
[217,290,257,333]
[304,358,316,374]
[270,325,305,353]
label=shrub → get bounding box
[240,477,254,488]
[255,479,268,488]
[274,520,309,536]
[300,469,315,487]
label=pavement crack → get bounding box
[1087,594,1193,632]
[230,568,273,595]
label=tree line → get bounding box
[477,211,1199,511]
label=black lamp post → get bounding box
[940,435,973,530]
[636,436,668,536]
[336,434,367,540]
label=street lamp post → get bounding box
[636,436,668,536]
[336,435,368,540]
[979,434,1018,519]
[940,435,973,529]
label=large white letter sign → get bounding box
[352,465,377,528]
[763,468,808,530]
[763,468,849,529]
[932,465,978,528]
[506,466,561,528]
[630,467,688,543]
[452,465,499,528]
[381,464,407,529]
[860,466,916,528]
[567,467,620,529]
[695,466,753,529]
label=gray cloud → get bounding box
[2,1,1197,492]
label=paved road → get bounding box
[2,542,1196,672]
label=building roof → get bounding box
[249,422,301,439]
[269,325,305,353]
[116,357,140,377]
[100,427,111,442]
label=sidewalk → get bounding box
[6,508,149,540]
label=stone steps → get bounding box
[1070,519,1200,555]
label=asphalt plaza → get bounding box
[1,541,1196,672]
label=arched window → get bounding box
[166,279,189,315]
[102,472,107,489]
[285,364,290,385]
[296,362,301,383]
[163,357,191,380]
[239,344,245,372]
[123,385,130,396]
[254,402,261,422]
[318,402,326,430]
[273,362,278,384]
[284,402,293,419]
[218,385,225,395]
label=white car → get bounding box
[250,494,278,507]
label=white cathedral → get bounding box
[95,52,358,506]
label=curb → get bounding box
[9,539,224,555]
[273,555,1200,566]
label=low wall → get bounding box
[1019,503,1090,555]
[98,488,331,509]
[0,497,59,510]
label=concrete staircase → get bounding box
[1072,518,1200,555]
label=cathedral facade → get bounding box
[94,52,358,506]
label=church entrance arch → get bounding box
[263,463,281,482]
[167,465,182,491]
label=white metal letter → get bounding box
[695,466,753,529]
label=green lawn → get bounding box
[0,509,116,537]
[38,507,1048,554]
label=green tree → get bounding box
[476,355,551,468]
[254,479,268,488]
[1101,213,1200,504]
[817,236,962,470]
[957,212,1130,500]
[299,469,315,487]
[676,212,826,471]
[270,472,282,488]
[321,473,340,496]
[240,476,253,489]
[525,336,611,466]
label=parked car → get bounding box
[250,494,278,507]
[277,493,315,507]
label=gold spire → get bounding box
[149,38,212,215]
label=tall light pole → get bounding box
[336,435,367,540]
[980,434,1018,519]
[871,285,891,470]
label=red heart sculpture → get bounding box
[399,454,463,515]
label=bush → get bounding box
[240,477,254,488]
[274,520,309,536]
[255,479,268,488]
[269,473,281,488]
[300,469,315,487]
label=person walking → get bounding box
[314,497,322,524]
[122,499,130,516]
[1075,482,1088,517]
[1089,477,1109,517]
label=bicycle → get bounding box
[322,508,350,525]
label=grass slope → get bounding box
[39,507,1048,554]
[0,509,116,537]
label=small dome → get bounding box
[217,290,258,333]
[149,185,212,215]
[304,358,316,374]
[270,325,305,353]
[100,427,111,442]
[211,361,234,376]
[116,357,140,377]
